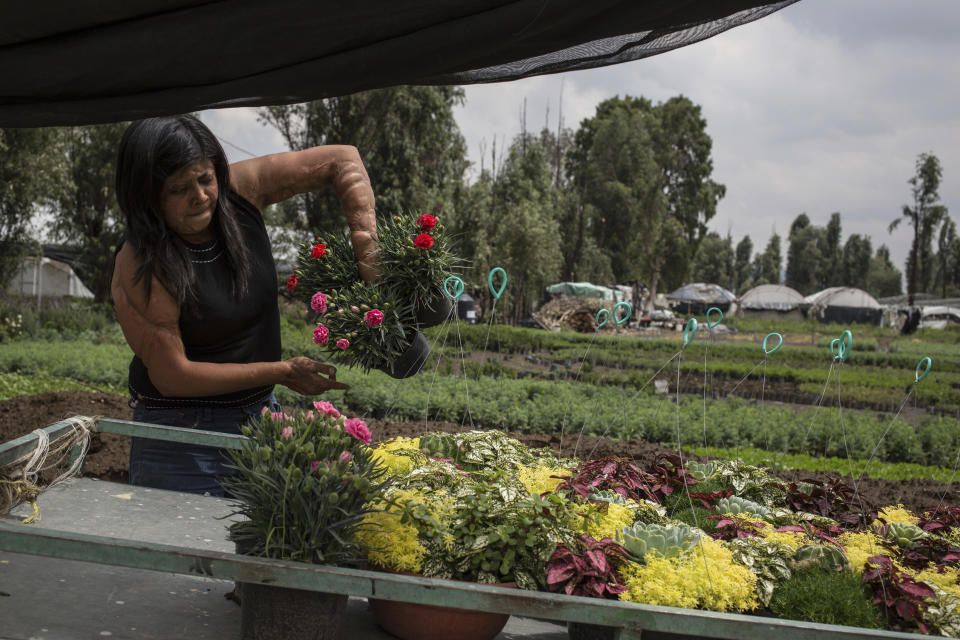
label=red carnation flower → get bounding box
[414,233,434,250]
[417,214,437,231]
[285,274,298,293]
[311,243,327,259]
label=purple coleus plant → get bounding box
[546,534,630,599]
[555,457,659,503]
[861,554,937,634]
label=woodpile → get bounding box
[532,296,611,332]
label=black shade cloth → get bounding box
[0,0,798,127]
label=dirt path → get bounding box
[2,391,956,513]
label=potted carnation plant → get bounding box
[222,402,388,640]
[288,211,458,379]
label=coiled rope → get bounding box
[0,416,95,523]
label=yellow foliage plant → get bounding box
[620,537,758,612]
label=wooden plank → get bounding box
[0,520,919,640]
[0,418,81,466]
[94,418,246,449]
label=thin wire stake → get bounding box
[783,361,836,481]
[558,327,602,456]
[454,314,475,430]
[580,349,682,459]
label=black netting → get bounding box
[437,3,797,84]
[0,1,799,127]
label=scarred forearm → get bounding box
[231,145,379,281]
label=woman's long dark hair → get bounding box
[116,114,250,310]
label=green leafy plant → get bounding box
[222,404,389,565]
[769,565,882,628]
[421,486,573,590]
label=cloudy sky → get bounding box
[204,0,960,275]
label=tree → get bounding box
[50,123,129,301]
[751,233,781,286]
[452,134,562,323]
[839,234,872,291]
[865,245,903,299]
[733,235,753,292]
[0,128,64,287]
[260,87,468,234]
[889,153,949,304]
[823,212,843,286]
[567,95,724,308]
[933,218,959,298]
[785,214,826,295]
[691,232,733,287]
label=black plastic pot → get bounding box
[378,331,430,379]
[415,295,454,328]
[241,582,348,640]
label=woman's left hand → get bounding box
[281,357,350,396]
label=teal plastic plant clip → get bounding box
[443,276,464,300]
[837,330,852,362]
[595,308,610,329]
[706,307,723,328]
[682,318,698,348]
[830,338,841,360]
[915,357,932,384]
[613,301,632,326]
[488,267,507,300]
[762,332,783,356]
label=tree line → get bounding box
[1,89,955,321]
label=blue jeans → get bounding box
[129,393,281,496]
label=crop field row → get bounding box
[2,317,959,479]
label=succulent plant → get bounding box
[791,544,850,572]
[588,489,628,504]
[618,522,699,562]
[715,496,773,519]
[685,460,718,481]
[885,522,926,548]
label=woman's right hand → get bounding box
[281,357,349,396]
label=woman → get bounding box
[111,114,377,496]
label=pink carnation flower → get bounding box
[336,338,350,350]
[271,411,284,421]
[364,309,384,327]
[344,418,371,444]
[312,400,341,419]
[310,292,328,313]
[281,426,293,439]
[260,406,270,416]
[305,410,315,421]
[351,305,359,312]
[337,308,344,315]
[310,460,321,472]
[313,323,329,345]
[338,450,353,464]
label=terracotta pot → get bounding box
[368,568,516,640]
[240,582,347,640]
[415,295,454,328]
[378,330,430,379]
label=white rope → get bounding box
[2,416,95,522]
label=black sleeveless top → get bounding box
[128,190,282,408]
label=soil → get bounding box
[2,391,956,514]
